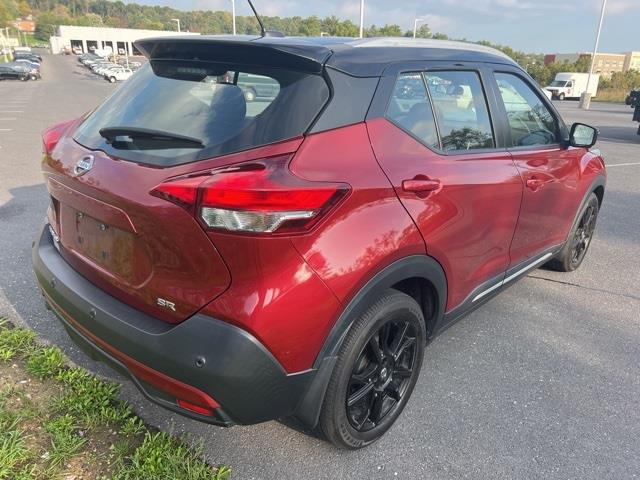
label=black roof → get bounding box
[135,35,519,77]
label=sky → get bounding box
[135,0,638,54]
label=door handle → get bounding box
[525,177,543,191]
[402,177,441,193]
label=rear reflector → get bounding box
[151,155,349,234]
[177,399,215,416]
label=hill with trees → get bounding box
[1,0,637,99]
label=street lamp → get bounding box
[171,18,181,32]
[228,0,236,35]
[581,0,607,110]
[413,18,429,38]
[359,0,364,38]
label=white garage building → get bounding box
[49,25,200,55]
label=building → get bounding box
[49,25,199,55]
[544,51,640,76]
[624,52,640,72]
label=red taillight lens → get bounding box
[42,119,76,155]
[151,155,349,234]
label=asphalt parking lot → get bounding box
[1,53,639,479]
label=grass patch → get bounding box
[26,345,65,379]
[44,414,87,471]
[594,88,628,103]
[0,319,231,479]
[113,431,231,480]
[0,324,36,361]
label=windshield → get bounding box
[550,80,568,87]
[74,60,329,166]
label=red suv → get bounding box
[33,37,605,449]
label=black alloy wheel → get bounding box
[545,192,600,272]
[569,200,598,269]
[346,319,418,432]
[319,289,426,449]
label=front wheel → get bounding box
[558,93,565,101]
[319,289,426,449]
[109,76,116,83]
[546,192,600,272]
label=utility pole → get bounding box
[581,0,607,110]
[413,18,428,38]
[1,31,8,63]
[359,0,364,38]
[229,0,236,35]
[171,18,181,32]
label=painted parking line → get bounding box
[0,118,17,121]
[607,162,640,168]
[0,129,13,132]
[0,111,23,114]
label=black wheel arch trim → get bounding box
[294,255,447,427]
[569,175,606,240]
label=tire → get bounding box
[20,75,28,82]
[109,76,116,83]
[244,87,256,102]
[319,289,426,449]
[558,93,565,101]
[545,193,600,272]
[30,74,37,81]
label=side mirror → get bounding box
[569,123,598,148]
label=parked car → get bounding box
[0,64,33,81]
[12,59,40,71]
[237,72,280,101]
[34,37,606,450]
[105,68,133,83]
[93,63,120,75]
[13,52,42,63]
[6,62,40,80]
[72,46,83,55]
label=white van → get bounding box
[544,72,599,100]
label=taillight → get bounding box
[151,155,349,234]
[42,119,76,155]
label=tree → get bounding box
[18,0,30,17]
[0,2,11,26]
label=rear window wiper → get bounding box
[99,127,204,150]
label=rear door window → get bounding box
[74,61,329,167]
[424,71,495,151]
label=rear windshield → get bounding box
[74,60,330,166]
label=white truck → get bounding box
[544,72,599,100]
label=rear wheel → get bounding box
[319,289,426,449]
[30,74,38,81]
[546,192,599,272]
[558,93,565,101]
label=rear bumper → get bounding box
[32,223,315,426]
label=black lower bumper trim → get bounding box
[32,223,315,425]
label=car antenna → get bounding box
[247,0,266,37]
[246,0,284,37]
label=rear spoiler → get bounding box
[134,36,332,74]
